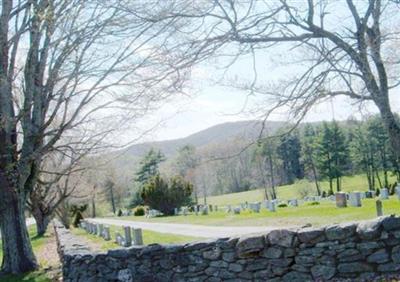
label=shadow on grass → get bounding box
[0,270,51,282]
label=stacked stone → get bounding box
[54,216,400,282]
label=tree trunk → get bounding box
[0,176,37,274]
[109,184,116,215]
[310,160,321,196]
[375,96,400,160]
[31,208,51,237]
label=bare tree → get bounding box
[0,0,186,274]
[146,0,400,158]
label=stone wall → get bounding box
[54,216,400,281]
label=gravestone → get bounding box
[289,199,298,207]
[194,205,199,215]
[396,185,400,200]
[174,208,179,216]
[97,224,104,237]
[376,200,383,216]
[240,203,246,210]
[183,207,188,216]
[226,205,232,213]
[201,206,208,215]
[133,228,143,245]
[233,207,241,214]
[123,226,132,247]
[268,201,276,212]
[348,192,362,207]
[103,226,111,241]
[249,202,260,213]
[115,232,124,246]
[365,191,374,198]
[381,188,389,200]
[93,224,98,235]
[336,192,347,208]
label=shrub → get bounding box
[376,188,380,197]
[321,191,327,198]
[117,209,123,217]
[296,180,314,198]
[70,204,88,228]
[307,201,320,206]
[141,174,193,216]
[134,206,145,216]
[277,203,288,208]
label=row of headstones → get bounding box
[335,186,400,208]
[80,220,143,247]
[174,205,220,216]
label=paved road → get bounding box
[88,218,277,238]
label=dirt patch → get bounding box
[36,226,62,281]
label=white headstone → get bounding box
[381,188,389,200]
[348,192,362,207]
[396,186,400,200]
[103,226,111,241]
[133,228,143,245]
[268,201,276,212]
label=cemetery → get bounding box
[3,1,400,281]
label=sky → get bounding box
[126,1,400,143]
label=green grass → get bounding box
[118,196,400,228]
[201,173,397,206]
[71,225,202,251]
[0,225,53,282]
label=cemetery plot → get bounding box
[117,194,400,228]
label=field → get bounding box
[201,173,397,206]
[118,197,400,228]
[71,225,201,251]
[106,173,399,228]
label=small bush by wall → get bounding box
[54,216,400,281]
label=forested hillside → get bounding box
[98,116,399,208]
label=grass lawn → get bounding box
[117,197,400,228]
[0,225,57,282]
[71,225,202,251]
[201,174,397,206]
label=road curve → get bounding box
[87,218,277,239]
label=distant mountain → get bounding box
[124,120,285,157]
[105,120,286,178]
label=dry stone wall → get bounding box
[54,216,400,281]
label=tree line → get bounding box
[131,116,398,205]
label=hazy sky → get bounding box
[130,2,400,143]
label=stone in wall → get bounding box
[54,216,400,281]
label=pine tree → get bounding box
[135,148,166,185]
[301,124,321,196]
[316,122,349,194]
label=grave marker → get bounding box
[376,200,383,216]
[396,185,400,200]
[103,226,111,241]
[133,228,143,245]
[349,192,362,207]
[123,226,132,247]
[381,188,389,200]
[336,192,347,208]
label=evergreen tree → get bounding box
[301,124,321,196]
[135,148,166,185]
[277,131,303,184]
[316,122,349,194]
[366,117,391,188]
